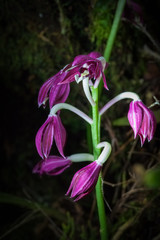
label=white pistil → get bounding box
[75,70,89,83]
[99,92,140,116]
[68,153,94,162]
[49,103,93,124]
[82,78,96,106]
[96,142,112,165]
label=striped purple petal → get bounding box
[49,83,70,109]
[35,116,54,159]
[128,101,142,138]
[54,115,66,157]
[138,101,157,143]
[33,156,72,176]
[38,71,69,108]
[38,76,56,108]
[138,112,149,146]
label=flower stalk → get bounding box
[91,87,108,240]
[50,103,93,124]
[99,91,140,116]
[104,0,126,62]
[82,78,96,106]
[68,153,94,162]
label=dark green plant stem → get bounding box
[104,0,126,61]
[91,87,108,240]
[99,0,126,96]
[89,2,127,238]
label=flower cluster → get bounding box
[34,52,108,200]
[34,51,157,201]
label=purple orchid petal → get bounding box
[35,116,54,159]
[38,70,70,108]
[138,112,149,146]
[59,66,80,84]
[33,156,72,176]
[88,51,102,59]
[128,101,142,138]
[32,161,43,175]
[38,76,56,108]
[66,161,101,201]
[147,110,156,142]
[42,120,54,158]
[138,101,157,142]
[54,115,66,157]
[49,83,70,108]
[102,71,109,90]
[72,55,92,66]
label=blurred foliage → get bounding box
[88,0,116,49]
[0,0,160,239]
[144,168,160,189]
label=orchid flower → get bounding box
[66,160,102,201]
[60,51,108,90]
[128,100,156,145]
[38,52,108,108]
[35,114,66,159]
[66,142,111,201]
[33,153,94,176]
[33,155,72,176]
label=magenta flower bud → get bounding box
[35,114,66,159]
[33,156,72,176]
[128,100,156,146]
[66,160,102,201]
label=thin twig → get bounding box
[103,179,133,187]
[111,217,135,240]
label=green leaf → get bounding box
[144,169,160,189]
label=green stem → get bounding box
[91,87,108,240]
[99,0,126,96]
[89,2,127,238]
[104,0,126,62]
[91,87,100,158]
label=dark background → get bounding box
[0,0,160,239]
